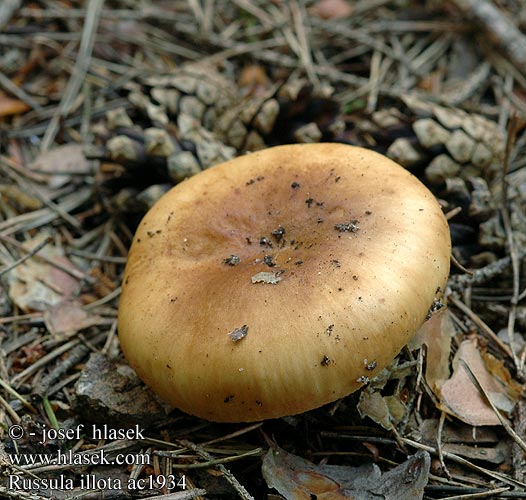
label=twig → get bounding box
[32,344,91,398]
[187,0,204,25]
[289,0,320,87]
[101,319,118,356]
[441,61,492,106]
[0,71,43,113]
[402,437,526,489]
[83,286,121,309]
[0,486,50,500]
[155,448,263,468]
[0,234,91,283]
[2,165,81,229]
[201,0,214,36]
[460,360,526,454]
[512,401,526,482]
[436,487,511,498]
[0,392,21,423]
[448,295,514,360]
[445,206,463,220]
[201,422,264,446]
[0,187,93,237]
[231,0,274,27]
[46,371,81,397]
[366,50,382,113]
[67,249,127,264]
[0,236,51,278]
[500,114,521,373]
[450,253,474,276]
[0,0,20,29]
[41,0,104,150]
[448,0,526,76]
[180,440,255,500]
[448,250,526,292]
[436,411,452,481]
[310,16,426,79]
[141,489,207,500]
[0,312,42,326]
[10,339,81,387]
[0,376,37,413]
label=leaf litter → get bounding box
[439,337,520,426]
[0,0,526,498]
[262,443,430,500]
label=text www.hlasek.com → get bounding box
[10,448,150,467]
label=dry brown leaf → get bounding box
[29,143,96,188]
[438,337,517,426]
[309,0,353,19]
[357,360,414,430]
[419,419,507,464]
[357,391,406,430]
[410,308,456,394]
[43,300,106,339]
[8,233,81,312]
[481,350,524,401]
[262,443,430,500]
[420,418,499,445]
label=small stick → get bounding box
[41,0,104,150]
[141,489,208,500]
[436,411,452,480]
[461,360,526,454]
[180,440,255,500]
[0,392,21,423]
[155,448,262,468]
[500,114,521,372]
[10,339,80,387]
[448,295,513,360]
[0,234,91,283]
[448,250,526,292]
[0,236,51,277]
[448,0,526,76]
[32,344,91,398]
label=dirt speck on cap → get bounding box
[229,325,248,342]
[251,271,283,284]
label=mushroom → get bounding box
[118,143,451,422]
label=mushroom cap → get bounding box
[118,143,451,422]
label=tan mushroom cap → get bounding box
[118,143,451,422]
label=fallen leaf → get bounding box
[357,391,406,430]
[410,308,456,394]
[419,419,507,464]
[420,418,499,445]
[438,337,517,426]
[357,360,415,430]
[43,300,107,339]
[29,143,97,189]
[481,350,524,401]
[262,443,430,500]
[8,233,81,312]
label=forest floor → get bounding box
[1,1,526,499]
